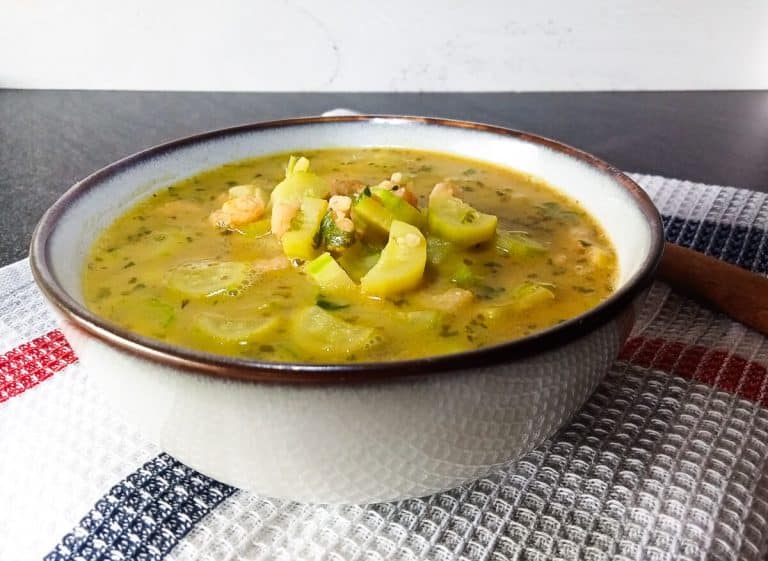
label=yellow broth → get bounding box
[82,148,617,363]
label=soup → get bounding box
[82,148,617,363]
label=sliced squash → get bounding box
[360,220,427,297]
[291,305,377,359]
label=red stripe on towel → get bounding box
[0,329,77,403]
[620,336,768,406]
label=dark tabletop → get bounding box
[1,90,767,267]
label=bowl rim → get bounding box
[30,115,664,385]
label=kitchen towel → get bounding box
[1,171,767,561]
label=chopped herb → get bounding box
[226,180,238,186]
[259,344,274,353]
[439,325,459,337]
[536,201,580,223]
[474,284,506,300]
[416,165,433,173]
[123,261,135,269]
[462,168,477,176]
[578,239,592,247]
[316,297,350,311]
[96,287,111,299]
[180,299,190,309]
[572,286,595,293]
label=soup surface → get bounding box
[83,148,617,363]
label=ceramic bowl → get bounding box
[30,116,663,504]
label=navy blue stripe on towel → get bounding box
[663,215,768,274]
[46,454,236,561]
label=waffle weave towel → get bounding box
[1,173,768,561]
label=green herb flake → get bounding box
[316,297,350,311]
[439,325,459,337]
[572,286,595,293]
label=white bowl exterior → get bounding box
[60,309,629,504]
[39,118,654,503]
[48,119,651,300]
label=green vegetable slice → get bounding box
[166,260,250,298]
[319,211,355,252]
[508,281,555,309]
[399,309,442,330]
[195,312,280,344]
[281,197,328,260]
[371,188,425,228]
[428,192,497,247]
[361,220,427,297]
[337,243,381,282]
[291,305,377,358]
[352,194,395,237]
[112,298,175,337]
[495,230,546,258]
[306,252,356,293]
[426,235,454,266]
[239,218,271,237]
[451,262,478,287]
[269,156,330,207]
[482,281,556,320]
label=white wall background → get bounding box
[2,0,767,91]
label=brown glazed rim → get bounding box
[30,115,664,385]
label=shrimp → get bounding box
[271,202,299,240]
[328,195,355,233]
[208,184,266,228]
[329,178,365,197]
[430,182,455,201]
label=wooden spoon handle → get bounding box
[657,242,768,336]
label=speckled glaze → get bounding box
[31,116,663,503]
